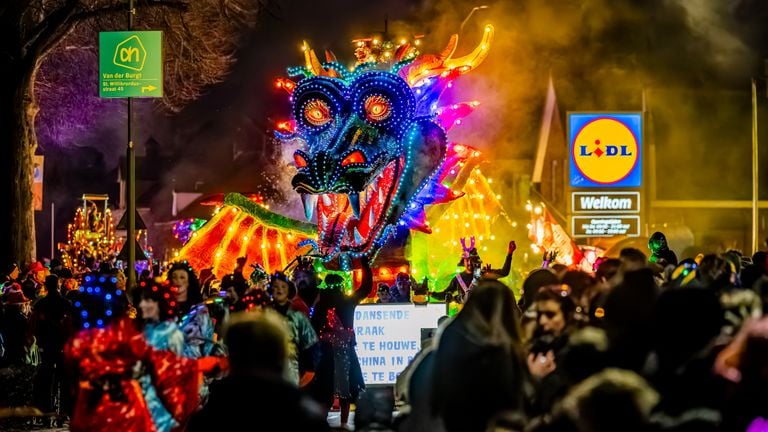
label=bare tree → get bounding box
[0,0,268,266]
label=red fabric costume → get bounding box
[65,318,200,432]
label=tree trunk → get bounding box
[0,64,39,267]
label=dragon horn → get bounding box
[460,237,468,251]
[302,41,324,76]
[469,236,476,250]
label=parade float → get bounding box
[59,194,118,273]
[176,25,517,288]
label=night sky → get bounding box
[36,0,768,257]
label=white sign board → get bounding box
[354,303,446,385]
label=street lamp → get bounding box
[460,5,489,33]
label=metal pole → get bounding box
[752,79,759,253]
[50,202,54,259]
[127,0,136,288]
[460,6,489,33]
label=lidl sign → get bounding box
[99,31,163,98]
[569,113,642,188]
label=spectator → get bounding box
[431,280,529,432]
[620,248,647,272]
[188,310,329,431]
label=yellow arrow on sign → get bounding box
[141,84,157,93]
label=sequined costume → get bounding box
[179,303,216,358]
[142,320,188,432]
[65,318,200,432]
[309,263,372,405]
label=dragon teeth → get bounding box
[354,227,364,244]
[301,194,317,221]
[368,206,375,227]
[349,193,361,218]
[322,193,332,206]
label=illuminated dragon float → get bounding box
[178,26,497,275]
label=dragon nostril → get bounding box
[341,150,366,167]
[294,153,308,168]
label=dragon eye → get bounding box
[364,95,391,123]
[304,99,332,126]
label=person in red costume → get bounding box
[65,272,201,432]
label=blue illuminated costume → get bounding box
[142,320,187,432]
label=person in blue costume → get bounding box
[138,280,189,432]
[167,262,215,358]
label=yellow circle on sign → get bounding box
[573,118,639,184]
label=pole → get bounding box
[460,6,489,34]
[752,79,759,253]
[127,0,136,288]
[50,202,54,259]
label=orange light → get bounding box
[294,153,308,168]
[342,150,366,166]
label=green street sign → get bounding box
[99,31,163,98]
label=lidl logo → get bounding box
[569,113,642,188]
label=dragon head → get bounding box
[279,26,494,263]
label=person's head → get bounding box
[595,258,621,290]
[5,262,19,280]
[458,279,523,349]
[619,248,647,271]
[44,274,60,297]
[752,251,767,270]
[29,261,48,283]
[167,262,201,304]
[534,284,576,336]
[559,369,659,432]
[113,269,126,290]
[62,277,78,293]
[697,254,734,290]
[395,272,411,293]
[458,247,482,273]
[561,270,595,301]
[377,283,392,303]
[139,280,178,322]
[521,268,560,309]
[268,272,296,305]
[648,232,669,254]
[224,310,292,375]
[3,288,31,315]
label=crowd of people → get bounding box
[0,232,766,432]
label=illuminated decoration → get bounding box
[406,157,516,290]
[277,25,495,266]
[59,197,117,273]
[351,34,423,66]
[175,193,316,278]
[526,201,583,266]
[172,218,207,244]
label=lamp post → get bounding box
[460,5,489,33]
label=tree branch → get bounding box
[21,0,79,60]
[24,0,190,61]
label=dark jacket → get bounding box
[187,372,329,431]
[431,319,527,432]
